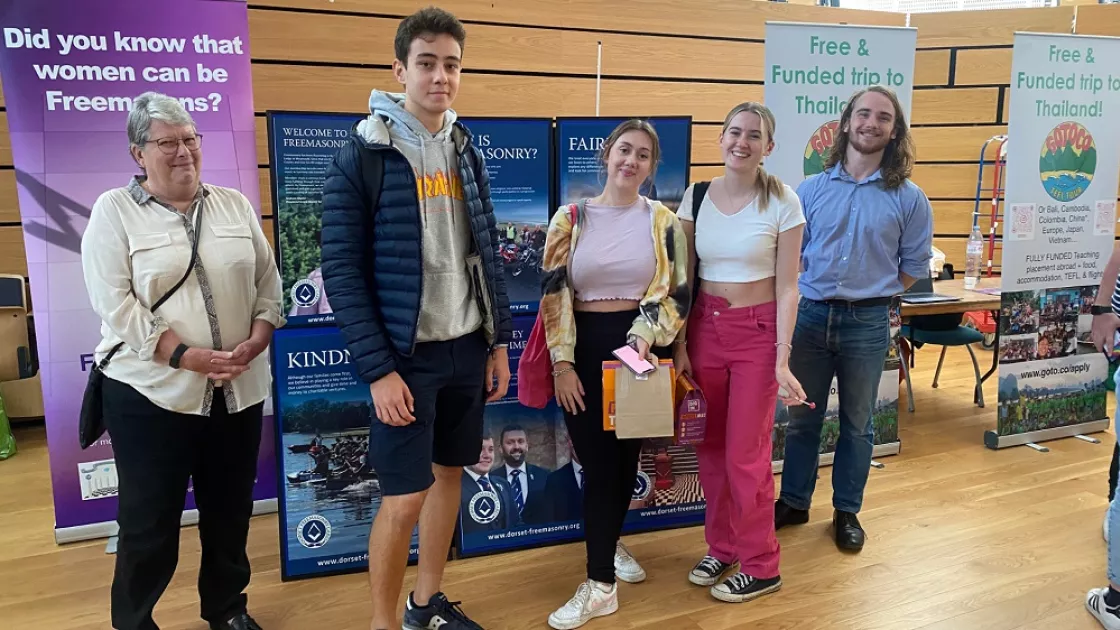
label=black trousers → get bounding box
[103,377,263,630]
[1110,440,1118,501]
[565,310,670,584]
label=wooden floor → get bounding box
[2,347,1114,630]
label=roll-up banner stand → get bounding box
[989,32,1120,450]
[764,22,916,469]
[0,0,277,543]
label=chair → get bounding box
[898,269,985,411]
[0,275,43,419]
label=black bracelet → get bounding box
[169,343,189,369]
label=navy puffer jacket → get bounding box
[320,120,512,384]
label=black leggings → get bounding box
[566,310,669,584]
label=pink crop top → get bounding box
[569,198,656,302]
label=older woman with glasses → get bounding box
[80,91,284,630]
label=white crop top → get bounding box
[677,182,805,283]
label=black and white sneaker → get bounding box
[402,592,484,630]
[688,555,737,586]
[710,572,782,604]
[1086,588,1120,630]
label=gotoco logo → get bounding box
[1039,121,1096,202]
[803,120,839,177]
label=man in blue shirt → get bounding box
[775,86,933,552]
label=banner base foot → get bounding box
[55,498,278,545]
[105,535,118,555]
[1025,442,1050,453]
[1074,434,1102,444]
[983,419,1110,450]
[773,441,900,475]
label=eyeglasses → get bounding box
[146,134,203,155]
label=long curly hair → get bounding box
[824,85,915,189]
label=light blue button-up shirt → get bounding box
[797,163,934,302]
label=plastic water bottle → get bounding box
[964,226,983,289]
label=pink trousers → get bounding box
[688,292,780,578]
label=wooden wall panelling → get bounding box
[247,9,766,82]
[0,227,27,277]
[259,169,272,217]
[935,236,1002,269]
[0,113,11,167]
[954,48,1013,86]
[912,163,985,200]
[914,50,951,87]
[1075,4,1120,36]
[247,0,906,41]
[912,88,1000,125]
[911,125,1007,162]
[250,64,769,122]
[0,171,17,224]
[911,6,1074,47]
[933,200,993,236]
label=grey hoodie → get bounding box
[356,90,481,343]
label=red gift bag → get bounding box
[517,314,553,409]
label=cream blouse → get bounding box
[80,176,285,416]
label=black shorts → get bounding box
[369,330,489,496]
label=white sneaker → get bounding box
[614,541,646,583]
[1086,587,1120,629]
[548,580,618,630]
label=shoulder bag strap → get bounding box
[99,200,205,369]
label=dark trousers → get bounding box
[1110,441,1119,501]
[103,377,263,630]
[565,310,669,584]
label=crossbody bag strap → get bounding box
[99,199,205,369]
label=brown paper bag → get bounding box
[607,360,675,439]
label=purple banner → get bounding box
[0,0,275,538]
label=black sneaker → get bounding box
[688,555,738,586]
[402,592,483,630]
[710,572,782,603]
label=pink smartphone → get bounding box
[612,345,656,375]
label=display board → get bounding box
[763,22,917,191]
[763,22,914,466]
[0,0,276,543]
[272,326,419,580]
[555,117,692,212]
[462,118,553,314]
[989,32,1120,449]
[268,111,363,327]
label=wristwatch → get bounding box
[1091,305,1113,315]
[169,343,189,369]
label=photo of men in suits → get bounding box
[460,436,520,535]
[490,424,552,524]
[545,435,585,523]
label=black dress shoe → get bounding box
[832,510,865,552]
[210,613,262,630]
[774,500,809,530]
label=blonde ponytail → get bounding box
[756,166,785,212]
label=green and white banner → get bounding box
[763,21,916,189]
[763,22,914,468]
[990,32,1120,449]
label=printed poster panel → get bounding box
[0,0,275,539]
[996,32,1120,436]
[268,111,362,327]
[457,321,705,557]
[461,118,553,314]
[763,22,917,190]
[556,117,692,213]
[273,327,418,580]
